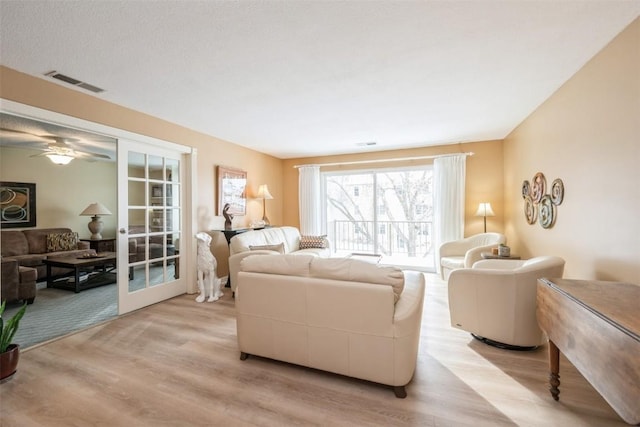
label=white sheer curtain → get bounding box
[298,166,322,235]
[433,154,467,268]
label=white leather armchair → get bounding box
[439,232,506,280]
[447,255,565,349]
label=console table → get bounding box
[81,238,116,253]
[215,227,267,244]
[536,278,640,425]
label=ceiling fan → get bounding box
[0,128,111,165]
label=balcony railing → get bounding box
[331,220,433,258]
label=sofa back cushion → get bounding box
[240,254,405,303]
[23,228,74,254]
[230,226,304,255]
[279,226,303,252]
[1,230,29,257]
[249,243,285,254]
[128,225,147,244]
[241,253,314,277]
[230,227,285,254]
[310,257,405,302]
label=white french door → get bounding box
[117,139,188,314]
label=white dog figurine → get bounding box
[195,232,223,302]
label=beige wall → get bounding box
[3,15,637,285]
[0,146,117,238]
[503,18,639,283]
[0,66,283,231]
[282,139,505,236]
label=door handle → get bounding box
[119,228,127,234]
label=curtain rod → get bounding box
[293,152,474,168]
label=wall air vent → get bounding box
[44,71,105,93]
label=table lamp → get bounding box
[80,202,112,239]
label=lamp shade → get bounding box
[256,184,274,200]
[474,202,495,217]
[80,202,112,216]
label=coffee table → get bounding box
[43,252,117,293]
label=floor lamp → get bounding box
[475,202,495,233]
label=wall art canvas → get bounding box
[0,181,36,228]
[217,166,247,216]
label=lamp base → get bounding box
[88,215,104,240]
[262,199,270,225]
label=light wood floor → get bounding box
[1,274,627,426]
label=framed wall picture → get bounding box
[217,166,247,215]
[0,181,37,228]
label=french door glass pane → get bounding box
[127,151,181,293]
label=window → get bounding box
[323,166,435,271]
[378,223,386,235]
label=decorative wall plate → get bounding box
[551,178,564,205]
[521,180,530,199]
[524,196,537,224]
[539,195,555,229]
[530,172,546,204]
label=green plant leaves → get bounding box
[0,301,27,353]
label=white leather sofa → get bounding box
[228,226,331,292]
[236,254,426,397]
[439,232,506,280]
[448,255,565,349]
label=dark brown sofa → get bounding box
[1,228,95,284]
[128,225,176,262]
[1,258,37,304]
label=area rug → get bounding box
[2,282,117,349]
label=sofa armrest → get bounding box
[1,259,20,293]
[393,271,425,336]
[439,239,472,257]
[472,259,527,270]
[128,239,138,254]
[78,240,90,250]
[229,251,279,292]
[464,244,501,268]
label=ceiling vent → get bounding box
[44,71,105,93]
[356,141,377,147]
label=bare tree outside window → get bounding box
[324,168,434,267]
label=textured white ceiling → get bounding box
[1,1,638,159]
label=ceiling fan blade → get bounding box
[0,128,51,143]
[29,151,55,158]
[72,151,111,160]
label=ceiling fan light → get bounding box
[47,153,74,165]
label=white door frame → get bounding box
[1,99,198,311]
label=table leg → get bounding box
[46,263,53,288]
[549,340,560,401]
[74,268,81,293]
